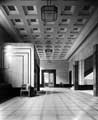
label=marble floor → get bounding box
[0,88,98,120]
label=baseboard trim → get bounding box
[40,84,73,88]
[78,85,93,90]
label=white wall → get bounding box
[3,43,34,87]
[40,60,69,85]
[69,25,98,63]
[84,72,93,85]
[68,25,98,85]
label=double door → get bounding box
[42,70,56,87]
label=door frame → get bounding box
[42,69,56,87]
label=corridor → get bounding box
[0,88,98,120]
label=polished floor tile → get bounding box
[0,88,98,120]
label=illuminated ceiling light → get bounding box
[41,0,58,22]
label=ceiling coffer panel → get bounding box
[23,5,37,15]
[0,0,98,60]
[2,5,19,15]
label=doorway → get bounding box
[69,71,72,85]
[42,69,56,87]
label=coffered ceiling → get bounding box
[0,0,98,60]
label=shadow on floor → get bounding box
[0,96,14,104]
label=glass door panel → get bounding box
[49,73,54,87]
[44,72,49,86]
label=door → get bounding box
[42,69,56,87]
[44,72,49,86]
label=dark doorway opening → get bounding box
[42,69,56,87]
[37,65,40,91]
[34,64,40,91]
[69,71,72,85]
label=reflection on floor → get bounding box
[70,87,93,96]
[0,88,98,120]
[79,90,93,96]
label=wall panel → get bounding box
[3,43,34,87]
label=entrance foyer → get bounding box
[0,88,98,120]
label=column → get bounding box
[93,44,98,96]
[73,61,79,90]
[79,60,84,85]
